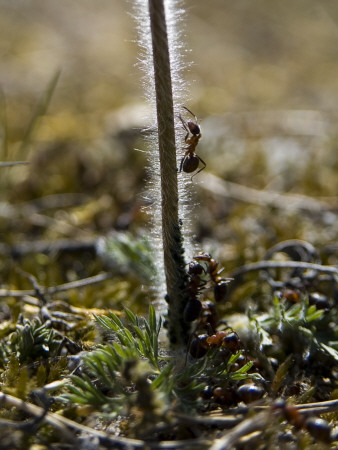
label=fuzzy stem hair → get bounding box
[147,0,189,347]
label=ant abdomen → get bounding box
[184,298,202,322]
[214,281,229,303]
[182,154,200,173]
[178,107,206,180]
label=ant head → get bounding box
[189,334,209,358]
[187,121,200,136]
[188,261,204,275]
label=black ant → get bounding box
[199,300,218,333]
[184,253,232,323]
[178,106,206,180]
[183,260,205,322]
[193,252,233,303]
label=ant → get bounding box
[199,300,218,333]
[206,329,242,353]
[178,106,206,180]
[184,253,232,323]
[204,382,264,407]
[194,252,233,303]
[183,260,205,322]
[271,400,332,444]
[189,328,242,359]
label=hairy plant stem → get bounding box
[148,0,189,348]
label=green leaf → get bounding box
[232,361,253,375]
[306,306,324,322]
[94,314,118,332]
[108,312,124,329]
[124,308,138,326]
[321,343,338,361]
[151,363,172,389]
[149,305,156,331]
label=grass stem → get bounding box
[148,0,189,347]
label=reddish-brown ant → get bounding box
[271,400,332,443]
[206,329,242,353]
[178,106,206,180]
[204,383,264,407]
[193,252,233,303]
[189,328,242,358]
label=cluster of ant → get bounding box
[181,253,269,408]
[202,382,265,408]
[183,252,239,359]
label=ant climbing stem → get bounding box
[178,106,206,180]
[194,252,233,303]
[182,252,236,362]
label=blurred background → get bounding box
[0,0,337,308]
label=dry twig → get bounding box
[199,172,338,213]
[0,272,112,298]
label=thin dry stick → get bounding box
[210,411,270,450]
[148,0,189,347]
[0,161,28,167]
[209,399,338,450]
[177,399,338,429]
[295,399,338,412]
[0,272,112,298]
[0,392,145,448]
[232,260,338,278]
[0,392,211,449]
[199,172,338,212]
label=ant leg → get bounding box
[198,156,206,170]
[191,156,206,181]
[185,333,194,366]
[178,114,190,135]
[182,106,198,123]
